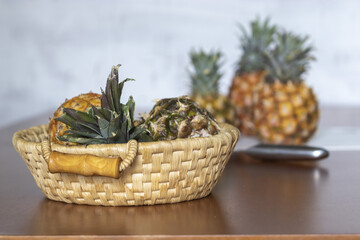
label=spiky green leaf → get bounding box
[58,136,107,145]
[97,117,110,139]
[189,49,223,96]
[118,78,134,103]
[264,31,315,83]
[237,17,277,74]
[63,129,102,139]
[56,64,151,145]
[55,113,93,133]
[105,80,115,111]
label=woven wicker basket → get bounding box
[13,123,239,206]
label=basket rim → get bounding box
[13,123,240,156]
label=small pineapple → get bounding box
[253,32,318,144]
[49,92,101,144]
[189,49,237,125]
[229,17,276,135]
[49,65,151,145]
[144,96,219,141]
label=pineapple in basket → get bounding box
[49,65,220,145]
[49,65,151,145]
[189,49,237,125]
[253,31,319,145]
[144,96,220,141]
[229,17,276,135]
[49,92,101,144]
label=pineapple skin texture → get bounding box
[229,71,267,135]
[145,97,219,141]
[253,81,319,145]
[49,93,101,145]
[192,94,237,126]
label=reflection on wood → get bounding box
[29,195,227,235]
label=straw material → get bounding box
[13,123,239,206]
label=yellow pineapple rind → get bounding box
[49,92,102,145]
[192,94,237,126]
[253,80,319,145]
[229,70,267,135]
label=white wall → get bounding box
[1,0,360,127]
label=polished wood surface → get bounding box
[1,107,360,238]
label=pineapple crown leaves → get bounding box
[264,31,315,84]
[55,64,152,145]
[237,17,277,74]
[188,49,224,97]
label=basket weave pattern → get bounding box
[13,124,239,206]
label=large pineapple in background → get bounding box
[229,18,276,135]
[253,32,318,144]
[189,49,236,125]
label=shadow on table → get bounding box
[29,193,228,235]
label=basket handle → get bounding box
[41,139,138,178]
[119,139,138,172]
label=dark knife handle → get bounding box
[241,144,329,161]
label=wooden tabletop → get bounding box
[1,107,360,239]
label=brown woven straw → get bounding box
[13,123,239,206]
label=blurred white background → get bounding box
[1,0,360,128]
